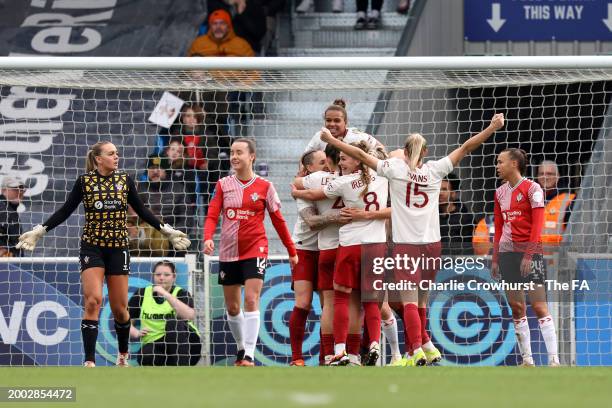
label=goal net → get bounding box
[0,56,611,366]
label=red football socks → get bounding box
[289,306,310,361]
[403,304,422,351]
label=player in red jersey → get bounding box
[492,148,560,367]
[321,114,505,366]
[293,139,390,366]
[288,150,328,366]
[204,138,298,366]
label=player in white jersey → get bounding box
[304,99,381,153]
[320,113,505,366]
[289,150,328,366]
[293,141,390,366]
[294,144,345,364]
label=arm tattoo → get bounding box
[299,207,341,231]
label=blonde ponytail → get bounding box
[404,133,427,171]
[86,141,112,172]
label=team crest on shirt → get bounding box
[251,193,259,202]
[516,193,523,202]
[115,182,124,191]
[532,191,544,204]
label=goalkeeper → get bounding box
[17,141,191,367]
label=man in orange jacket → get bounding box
[188,9,255,57]
[473,160,574,255]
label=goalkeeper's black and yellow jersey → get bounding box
[43,170,161,249]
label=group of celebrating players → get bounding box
[16,98,560,368]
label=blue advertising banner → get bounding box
[575,258,612,366]
[207,258,553,366]
[0,258,190,366]
[464,0,612,41]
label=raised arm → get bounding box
[448,113,505,167]
[320,128,379,170]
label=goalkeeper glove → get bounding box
[16,225,47,251]
[160,224,191,250]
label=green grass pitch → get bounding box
[0,367,609,408]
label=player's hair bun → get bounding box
[332,99,346,109]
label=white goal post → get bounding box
[0,56,610,367]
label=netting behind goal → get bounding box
[0,58,611,366]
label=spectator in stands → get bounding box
[261,0,287,56]
[172,104,208,171]
[472,213,495,256]
[170,105,231,205]
[0,176,25,257]
[355,0,384,30]
[188,9,257,143]
[165,139,198,204]
[129,260,201,366]
[439,173,475,255]
[296,0,343,13]
[536,160,575,246]
[473,160,574,255]
[188,9,255,57]
[139,153,193,249]
[396,0,410,14]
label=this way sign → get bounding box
[465,0,612,41]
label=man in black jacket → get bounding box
[0,176,25,257]
[439,173,475,255]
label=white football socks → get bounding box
[422,340,436,352]
[538,315,559,364]
[243,310,261,359]
[513,316,533,364]
[226,310,245,351]
[382,317,401,359]
[334,343,346,356]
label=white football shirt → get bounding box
[376,157,453,244]
[305,128,378,152]
[303,171,342,250]
[324,170,388,246]
[291,197,319,251]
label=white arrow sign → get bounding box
[487,3,506,32]
[603,3,612,31]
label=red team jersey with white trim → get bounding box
[204,175,295,262]
[303,170,343,250]
[324,170,388,246]
[494,178,545,252]
[376,156,453,244]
